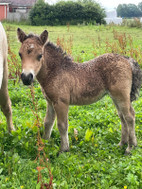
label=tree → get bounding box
[117,3,142,18]
[138,2,142,12]
[127,4,142,17]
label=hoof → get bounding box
[124,151,131,156]
[57,149,70,156]
[118,141,127,147]
[131,140,137,147]
[8,126,16,133]
[42,133,49,140]
[129,137,137,147]
[125,144,137,155]
[125,148,132,155]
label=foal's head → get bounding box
[17,28,48,85]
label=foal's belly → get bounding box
[70,90,106,105]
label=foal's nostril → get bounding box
[29,73,33,80]
[21,73,33,85]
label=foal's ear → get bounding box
[17,28,27,43]
[39,30,48,45]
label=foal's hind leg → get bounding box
[54,102,69,152]
[114,99,136,154]
[43,102,56,140]
[114,103,129,146]
[125,105,137,153]
[118,114,129,147]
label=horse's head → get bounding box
[17,28,48,85]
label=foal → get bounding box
[17,28,142,154]
[0,22,14,132]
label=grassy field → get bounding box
[0,23,142,189]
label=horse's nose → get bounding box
[21,73,33,85]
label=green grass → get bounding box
[0,23,142,188]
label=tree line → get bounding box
[29,0,106,26]
[117,2,142,18]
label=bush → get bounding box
[29,1,53,25]
[122,18,142,28]
[29,0,106,26]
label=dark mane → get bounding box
[45,41,73,62]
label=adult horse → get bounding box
[0,22,14,132]
[17,28,142,154]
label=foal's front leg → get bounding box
[43,102,56,140]
[54,102,69,152]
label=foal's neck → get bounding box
[37,42,75,87]
[36,59,48,86]
[44,42,74,68]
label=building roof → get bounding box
[0,0,37,7]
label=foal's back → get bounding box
[55,53,132,105]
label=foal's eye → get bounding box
[19,52,22,59]
[27,49,32,54]
[37,54,42,61]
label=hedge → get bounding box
[29,0,106,26]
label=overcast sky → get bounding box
[98,0,141,10]
[46,0,141,10]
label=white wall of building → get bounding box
[105,10,122,25]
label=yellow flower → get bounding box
[95,144,98,147]
[5,178,8,182]
[20,186,24,189]
[124,186,127,189]
[92,136,94,142]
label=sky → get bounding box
[46,0,141,10]
[97,0,141,10]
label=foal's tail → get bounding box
[126,57,142,102]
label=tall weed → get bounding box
[6,26,21,83]
[122,18,142,28]
[29,87,53,189]
[105,29,142,67]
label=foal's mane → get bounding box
[45,41,73,62]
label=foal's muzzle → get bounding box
[21,73,33,85]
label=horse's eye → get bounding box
[19,52,22,59]
[27,49,32,54]
[37,54,42,61]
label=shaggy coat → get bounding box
[17,28,142,154]
[0,22,14,132]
